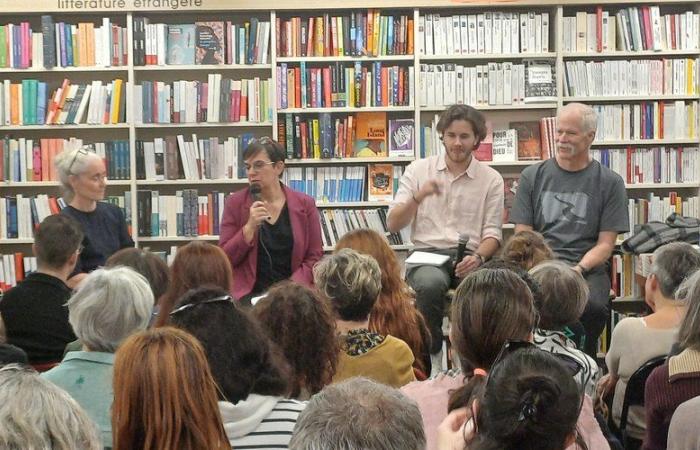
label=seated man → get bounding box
[0,215,83,365]
[289,377,425,450]
[387,104,504,369]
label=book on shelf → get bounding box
[623,194,699,241]
[277,61,413,109]
[282,166,367,203]
[591,146,699,185]
[564,59,699,98]
[418,11,550,56]
[563,7,699,53]
[473,120,493,161]
[277,10,414,57]
[136,189,227,238]
[354,112,387,157]
[367,163,394,201]
[0,16,127,69]
[509,121,542,161]
[0,253,38,290]
[133,17,270,66]
[523,60,556,104]
[388,118,414,158]
[319,207,408,249]
[133,77,271,124]
[491,129,518,162]
[592,101,699,141]
[503,173,521,223]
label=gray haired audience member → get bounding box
[667,396,700,450]
[289,377,425,450]
[529,260,599,397]
[43,266,153,449]
[599,241,700,443]
[0,364,101,450]
[314,249,416,387]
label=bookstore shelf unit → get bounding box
[1,0,699,271]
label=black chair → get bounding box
[618,355,667,448]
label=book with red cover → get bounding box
[509,121,542,160]
[473,120,493,161]
[502,173,521,223]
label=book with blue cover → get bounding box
[167,24,196,65]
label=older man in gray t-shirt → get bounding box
[511,103,629,357]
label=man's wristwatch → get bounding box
[475,253,486,265]
[574,263,590,276]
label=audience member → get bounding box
[43,266,153,448]
[437,346,583,450]
[0,215,82,366]
[501,229,554,270]
[667,396,700,450]
[154,241,233,325]
[402,268,608,450]
[335,229,432,377]
[529,260,599,396]
[600,242,700,445]
[169,286,305,448]
[105,247,170,305]
[0,364,101,450]
[254,281,338,399]
[289,377,425,450]
[112,327,229,450]
[643,269,700,450]
[0,343,28,366]
[314,249,416,387]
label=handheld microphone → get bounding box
[250,183,262,202]
[455,233,469,273]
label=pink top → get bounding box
[401,372,610,450]
[219,185,324,299]
[389,154,504,250]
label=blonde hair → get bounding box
[53,146,103,198]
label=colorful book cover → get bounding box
[473,120,493,161]
[502,173,520,223]
[167,24,196,65]
[367,163,394,201]
[353,111,387,157]
[195,21,224,65]
[509,121,542,160]
[388,118,414,157]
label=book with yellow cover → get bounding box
[367,163,393,201]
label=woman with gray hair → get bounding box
[314,248,416,387]
[54,147,134,288]
[0,364,101,450]
[43,266,153,449]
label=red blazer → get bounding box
[219,184,324,299]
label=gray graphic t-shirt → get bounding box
[510,158,629,263]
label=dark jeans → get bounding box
[579,266,612,359]
[406,249,460,355]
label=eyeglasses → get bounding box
[244,160,276,172]
[169,295,233,316]
[68,148,90,175]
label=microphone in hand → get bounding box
[250,183,263,202]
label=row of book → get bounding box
[136,190,225,238]
[282,166,367,203]
[591,146,699,185]
[0,78,127,126]
[418,12,550,56]
[564,58,699,98]
[0,17,127,69]
[562,7,699,53]
[1,138,130,182]
[133,77,272,124]
[277,62,413,110]
[419,60,556,108]
[0,253,37,290]
[136,134,255,181]
[592,101,698,141]
[277,11,413,58]
[625,194,699,239]
[319,207,409,248]
[132,18,270,66]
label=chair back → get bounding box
[618,355,666,434]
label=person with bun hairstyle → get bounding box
[501,229,554,271]
[55,147,134,288]
[219,138,323,302]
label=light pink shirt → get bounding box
[390,154,504,250]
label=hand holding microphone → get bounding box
[247,184,271,228]
[454,233,483,278]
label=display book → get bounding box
[1,2,700,288]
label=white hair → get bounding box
[0,364,101,450]
[558,103,598,134]
[53,146,103,197]
[68,266,154,353]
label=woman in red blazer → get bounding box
[219,138,323,302]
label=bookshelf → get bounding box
[1,0,699,287]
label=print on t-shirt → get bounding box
[541,191,589,226]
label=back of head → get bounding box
[34,214,84,270]
[112,327,228,450]
[289,377,425,450]
[68,266,153,353]
[0,344,28,366]
[0,364,101,450]
[651,242,700,299]
[501,230,554,271]
[313,248,382,321]
[677,269,700,351]
[474,347,581,450]
[106,248,170,304]
[254,281,338,398]
[529,261,589,330]
[170,286,289,403]
[157,241,233,325]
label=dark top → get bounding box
[61,202,134,274]
[251,204,293,295]
[0,272,76,363]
